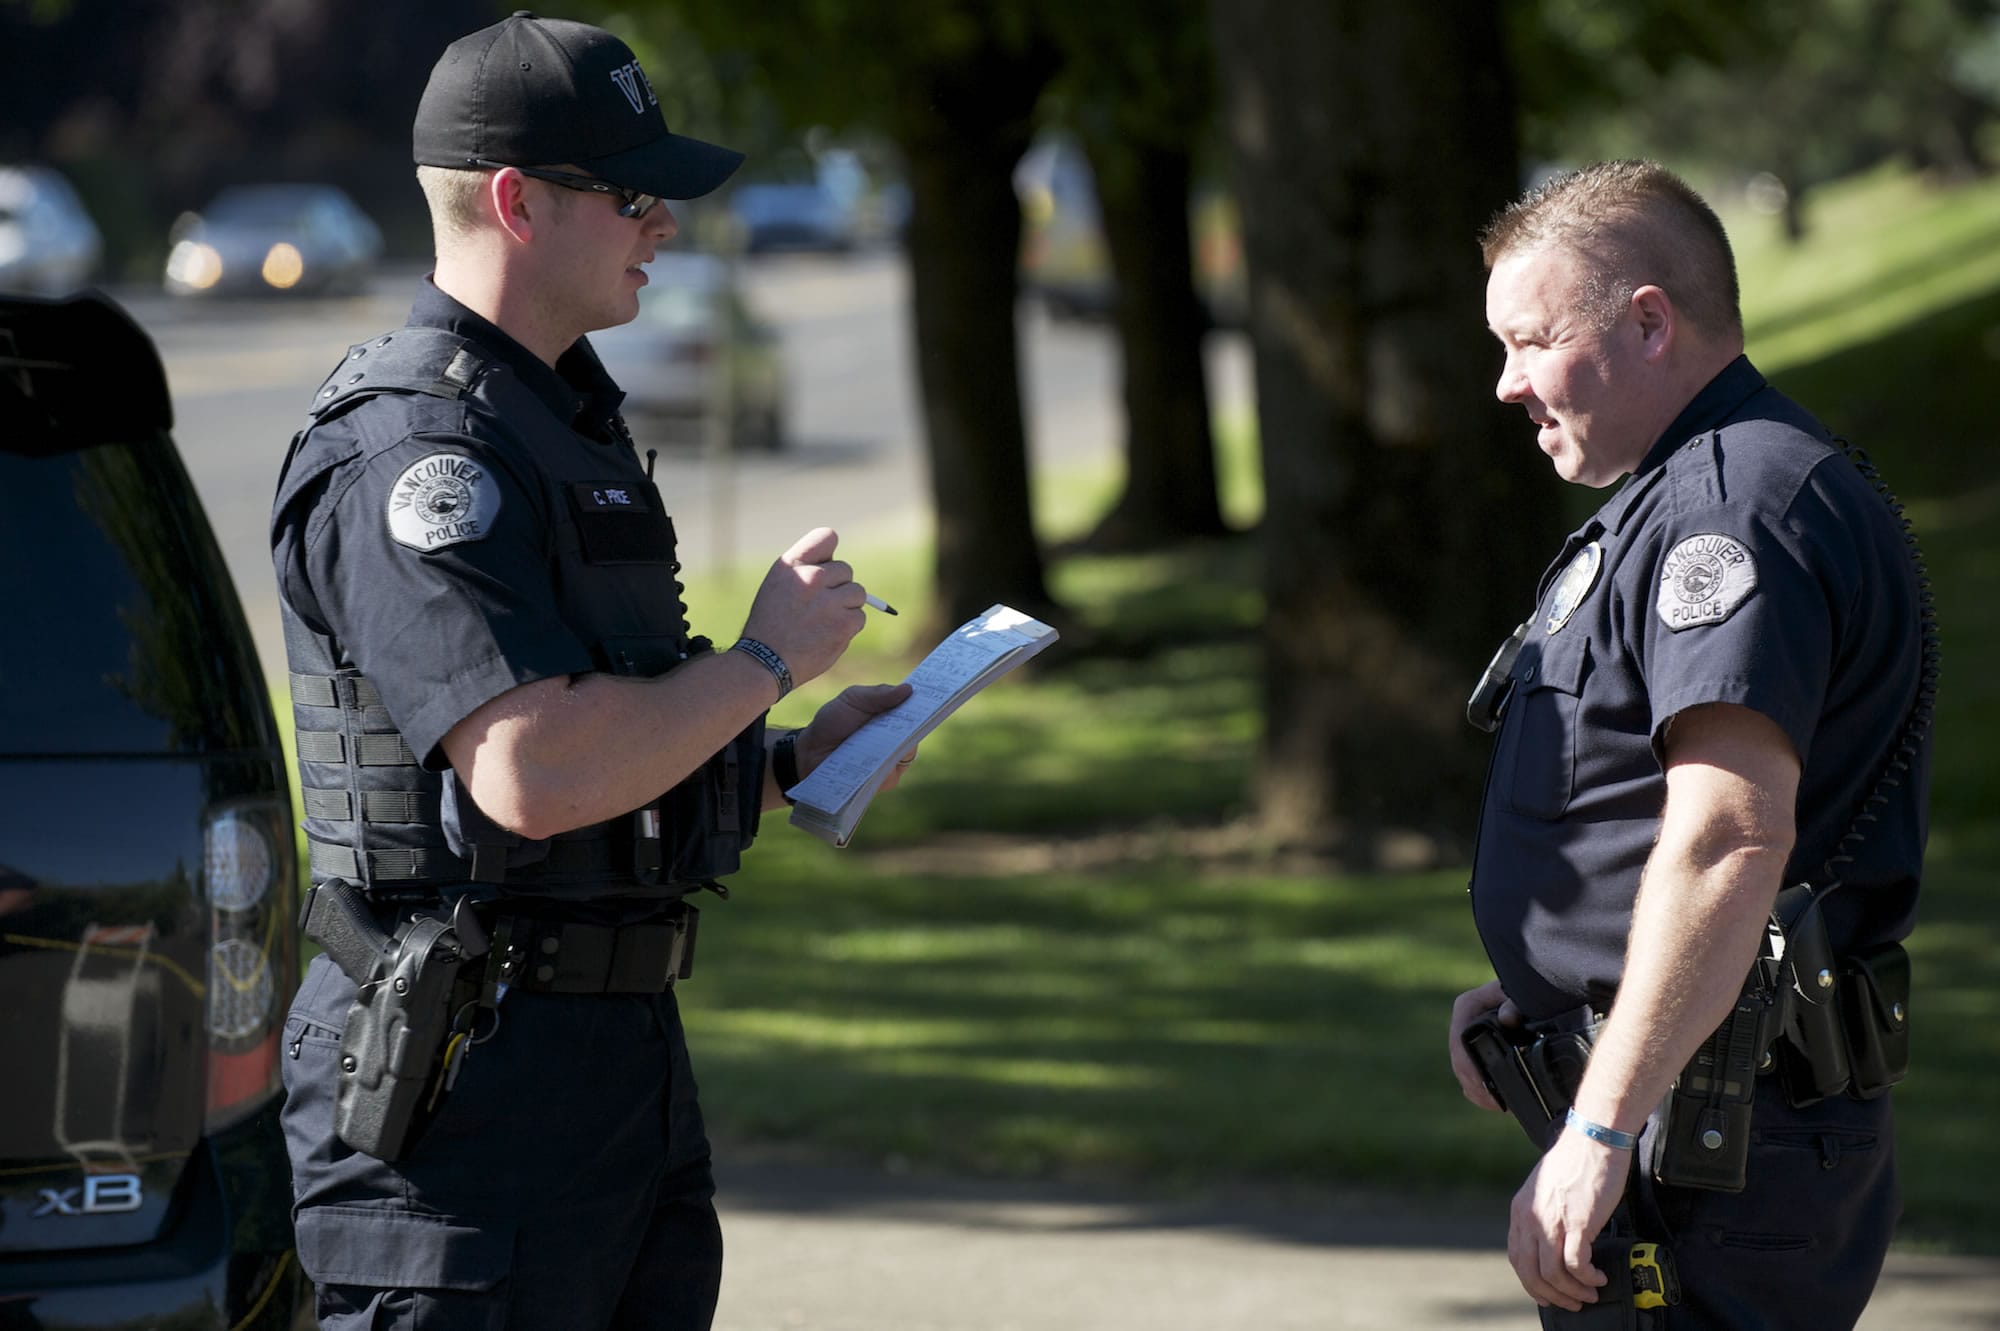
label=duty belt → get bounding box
[484,908,696,994]
[299,881,697,994]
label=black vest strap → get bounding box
[301,786,432,823]
[307,836,626,884]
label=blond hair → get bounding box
[416,165,489,243]
[1480,160,1741,340]
[415,164,575,244]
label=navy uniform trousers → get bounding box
[1617,1078,1897,1331]
[281,953,723,1330]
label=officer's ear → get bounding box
[1630,284,1674,364]
[486,168,538,246]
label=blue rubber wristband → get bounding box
[1565,1107,1639,1150]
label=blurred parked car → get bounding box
[1014,135,1244,327]
[727,181,857,254]
[0,291,308,1327]
[0,165,102,297]
[164,183,381,297]
[587,251,787,452]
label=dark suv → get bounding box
[0,292,307,1327]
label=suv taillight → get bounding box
[202,798,296,1132]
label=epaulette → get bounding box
[307,327,488,418]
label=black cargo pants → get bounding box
[1626,1078,1898,1330]
[281,953,723,1329]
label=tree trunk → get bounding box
[1075,133,1227,551]
[893,43,1062,630]
[1210,1,1562,851]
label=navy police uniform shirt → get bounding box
[272,281,637,770]
[1470,357,1929,1022]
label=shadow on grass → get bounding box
[687,856,1530,1207]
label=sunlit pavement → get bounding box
[713,1151,2000,1330]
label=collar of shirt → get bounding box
[408,279,628,437]
[1596,355,1769,535]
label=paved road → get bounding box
[711,1150,2000,1330]
[117,253,1249,676]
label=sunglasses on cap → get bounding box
[471,160,664,219]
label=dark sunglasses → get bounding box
[472,160,663,219]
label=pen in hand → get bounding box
[864,593,899,616]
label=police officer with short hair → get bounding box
[1447,161,1931,1329]
[272,13,915,1327]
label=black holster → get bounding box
[299,878,489,1160]
[1539,1229,1680,1330]
[1461,1010,1596,1151]
[1463,1016,1682,1326]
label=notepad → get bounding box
[786,604,1059,847]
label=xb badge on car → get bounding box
[0,292,308,1327]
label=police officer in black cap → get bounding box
[272,13,915,1327]
[1447,161,1932,1328]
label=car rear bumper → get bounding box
[0,1095,308,1329]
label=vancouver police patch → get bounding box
[1545,540,1602,634]
[1656,532,1757,631]
[387,452,501,552]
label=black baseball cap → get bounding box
[413,11,743,201]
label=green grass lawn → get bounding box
[667,160,2000,1252]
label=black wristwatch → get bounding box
[773,728,803,804]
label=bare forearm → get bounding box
[448,649,779,838]
[1571,703,1800,1135]
[1571,843,1783,1134]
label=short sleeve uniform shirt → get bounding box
[272,282,651,768]
[1471,357,1928,1021]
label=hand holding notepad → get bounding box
[785,605,1058,846]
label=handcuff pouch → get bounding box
[1839,941,1910,1098]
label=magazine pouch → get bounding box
[1839,941,1910,1098]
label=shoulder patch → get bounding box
[386,452,502,552]
[1656,532,1757,631]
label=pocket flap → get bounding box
[1520,633,1590,696]
[295,1206,515,1291]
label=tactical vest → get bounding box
[272,325,764,903]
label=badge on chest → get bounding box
[1545,541,1602,634]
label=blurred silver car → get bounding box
[163,183,382,297]
[728,182,857,254]
[587,251,787,452]
[0,165,102,297]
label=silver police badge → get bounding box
[1657,532,1758,631]
[387,452,501,552]
[1545,540,1602,634]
